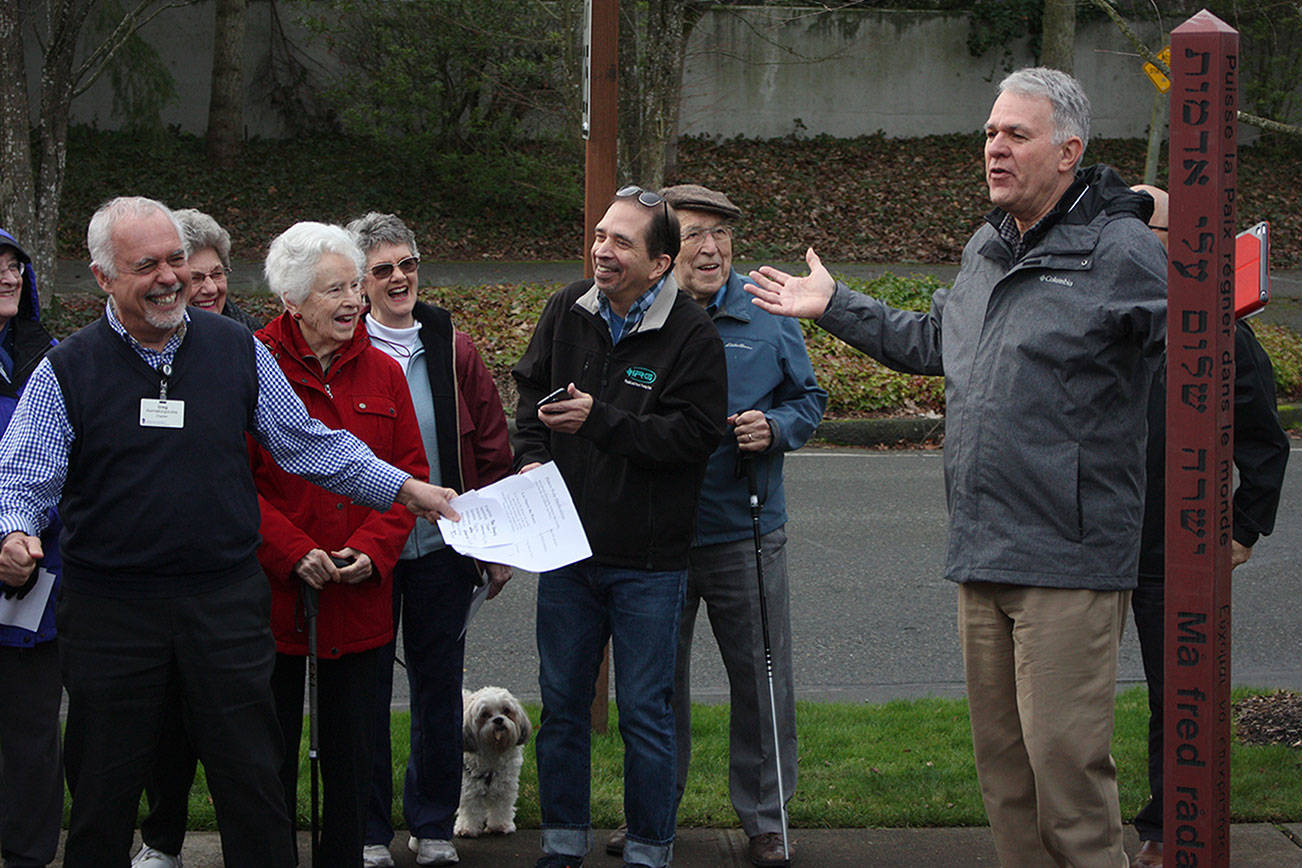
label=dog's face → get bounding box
[463,686,532,754]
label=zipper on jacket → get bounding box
[324,382,333,399]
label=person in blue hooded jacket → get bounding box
[0,227,62,868]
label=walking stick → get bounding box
[743,457,791,862]
[302,583,321,860]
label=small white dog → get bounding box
[454,685,532,837]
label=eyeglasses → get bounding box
[0,260,23,278]
[190,265,231,285]
[617,185,670,223]
[681,226,733,246]
[369,256,420,281]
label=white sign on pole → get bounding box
[582,0,592,139]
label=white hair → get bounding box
[264,222,365,305]
[999,66,1091,159]
[87,197,188,279]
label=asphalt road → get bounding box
[421,444,1302,707]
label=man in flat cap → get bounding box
[607,184,825,868]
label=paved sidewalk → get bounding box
[49,824,1302,867]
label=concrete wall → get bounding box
[40,4,1166,141]
[678,8,1165,139]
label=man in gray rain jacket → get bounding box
[747,68,1166,868]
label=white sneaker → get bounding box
[132,845,182,868]
[363,843,396,867]
[408,835,459,866]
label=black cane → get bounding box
[743,456,791,862]
[302,583,321,859]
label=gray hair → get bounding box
[998,66,1091,159]
[345,212,420,258]
[87,196,188,280]
[173,208,232,268]
[264,222,365,305]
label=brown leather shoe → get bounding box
[1131,840,1163,868]
[748,832,791,868]
[605,823,627,856]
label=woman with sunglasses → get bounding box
[346,212,512,868]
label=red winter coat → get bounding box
[250,313,428,658]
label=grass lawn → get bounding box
[159,687,1301,831]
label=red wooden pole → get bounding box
[1164,11,1239,866]
[584,0,618,278]
[583,0,618,731]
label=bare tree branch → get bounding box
[74,0,193,98]
[1088,0,1302,138]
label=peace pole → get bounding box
[1164,11,1238,866]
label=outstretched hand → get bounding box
[746,247,836,319]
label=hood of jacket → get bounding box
[0,228,42,325]
[983,163,1154,246]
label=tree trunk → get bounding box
[618,0,692,191]
[0,2,38,260]
[1040,0,1077,73]
[206,0,248,166]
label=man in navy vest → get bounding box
[0,197,459,868]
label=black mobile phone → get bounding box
[536,386,569,407]
[330,555,355,568]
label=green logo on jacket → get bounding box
[625,366,657,385]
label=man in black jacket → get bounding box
[512,186,727,868]
[1129,185,1290,868]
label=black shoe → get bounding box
[605,823,628,856]
[535,856,583,868]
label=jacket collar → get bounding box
[258,310,370,380]
[575,275,677,334]
[664,269,753,324]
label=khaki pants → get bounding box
[958,582,1130,868]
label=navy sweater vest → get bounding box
[47,311,262,597]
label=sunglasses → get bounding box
[369,256,420,280]
[617,185,670,222]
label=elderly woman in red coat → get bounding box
[251,221,428,868]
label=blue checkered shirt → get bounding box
[597,277,665,344]
[0,302,410,537]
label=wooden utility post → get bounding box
[1164,11,1238,866]
[583,0,618,731]
[583,0,618,278]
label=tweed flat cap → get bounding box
[658,184,742,220]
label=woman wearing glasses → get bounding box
[0,229,62,868]
[346,212,512,868]
[252,221,429,868]
[174,209,262,330]
[133,208,263,868]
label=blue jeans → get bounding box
[536,562,686,868]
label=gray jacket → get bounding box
[818,166,1166,590]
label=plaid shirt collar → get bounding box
[597,276,665,343]
[106,297,189,362]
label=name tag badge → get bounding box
[140,398,185,429]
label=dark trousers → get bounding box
[366,548,473,844]
[1131,575,1165,842]
[139,682,199,855]
[0,640,63,868]
[272,646,379,868]
[58,573,293,868]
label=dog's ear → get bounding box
[515,701,533,746]
[462,696,480,752]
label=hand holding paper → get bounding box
[437,461,591,573]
